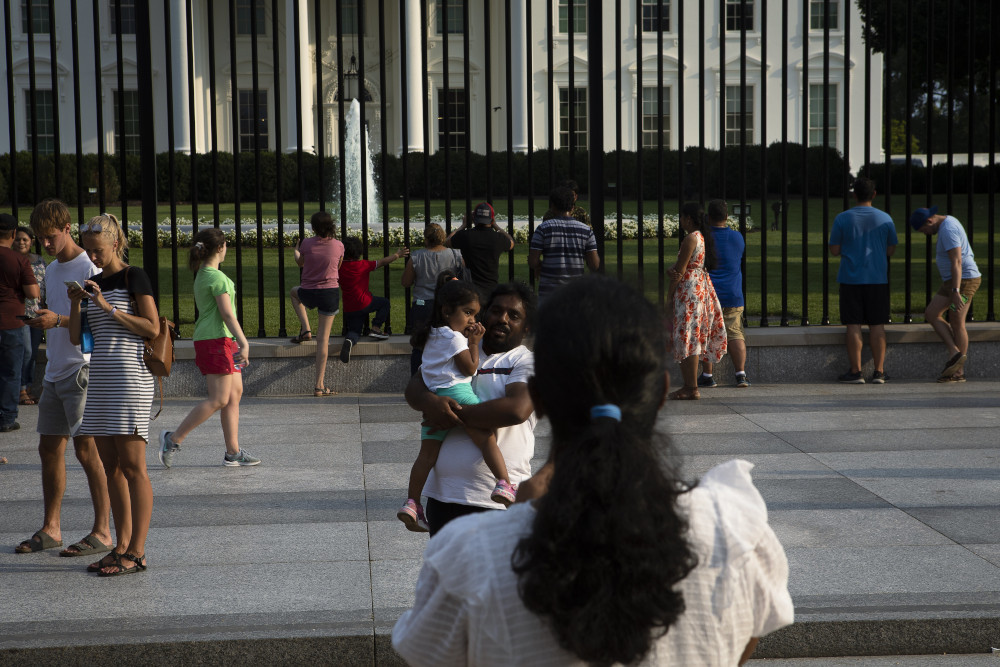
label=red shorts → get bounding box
[194,337,241,376]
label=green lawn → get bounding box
[46,195,998,336]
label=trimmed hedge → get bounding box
[23,142,1000,206]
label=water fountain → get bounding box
[339,98,380,229]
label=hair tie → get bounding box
[590,404,622,422]
[194,241,205,249]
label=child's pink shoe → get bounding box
[490,480,517,507]
[397,499,430,532]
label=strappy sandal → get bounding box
[290,330,312,344]
[313,387,337,397]
[98,552,147,577]
[87,550,122,573]
[19,390,36,405]
[668,387,701,401]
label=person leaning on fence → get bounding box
[68,213,161,576]
[446,202,515,305]
[289,211,345,397]
[699,199,751,388]
[392,276,793,666]
[338,237,409,363]
[158,228,259,470]
[17,200,112,560]
[829,177,898,385]
[528,186,600,302]
[910,206,981,382]
[401,223,466,375]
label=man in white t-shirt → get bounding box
[405,283,536,536]
[16,200,112,558]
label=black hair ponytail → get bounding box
[681,201,717,272]
[512,276,698,666]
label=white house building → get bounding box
[1,0,882,171]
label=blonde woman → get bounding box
[68,213,159,576]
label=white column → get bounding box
[284,0,315,152]
[170,0,191,152]
[404,0,424,152]
[510,0,529,152]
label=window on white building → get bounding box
[809,0,839,31]
[641,0,669,33]
[641,87,671,148]
[340,0,359,35]
[25,89,55,154]
[436,0,463,34]
[238,90,269,152]
[724,85,754,145]
[113,90,140,155]
[724,0,753,32]
[559,87,587,150]
[808,83,837,147]
[110,0,137,35]
[558,0,586,34]
[21,0,51,35]
[236,0,266,36]
[437,89,467,151]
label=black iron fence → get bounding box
[1,0,997,336]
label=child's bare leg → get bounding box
[408,439,443,501]
[466,427,508,483]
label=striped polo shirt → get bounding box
[529,216,598,296]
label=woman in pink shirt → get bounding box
[290,211,345,396]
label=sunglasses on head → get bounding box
[81,215,114,234]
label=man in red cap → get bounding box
[446,202,515,305]
[910,206,981,381]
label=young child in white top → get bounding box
[398,274,515,532]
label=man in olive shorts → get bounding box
[699,200,750,388]
[910,207,981,382]
[829,178,898,384]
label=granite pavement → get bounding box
[0,380,998,664]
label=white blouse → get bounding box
[392,459,794,666]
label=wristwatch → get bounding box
[952,288,960,293]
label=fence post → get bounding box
[587,0,604,266]
[136,0,159,299]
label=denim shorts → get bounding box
[298,287,341,316]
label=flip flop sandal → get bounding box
[15,530,63,553]
[19,390,36,405]
[99,552,147,577]
[290,330,312,344]
[60,534,112,558]
[313,387,337,397]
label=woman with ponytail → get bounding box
[393,275,792,665]
[157,228,258,469]
[667,202,728,400]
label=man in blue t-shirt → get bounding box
[699,200,750,388]
[910,206,981,382]
[829,178,898,384]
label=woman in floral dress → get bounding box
[667,203,727,400]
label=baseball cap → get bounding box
[909,206,938,231]
[473,202,495,224]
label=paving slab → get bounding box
[1,382,998,663]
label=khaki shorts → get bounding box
[936,277,981,301]
[722,306,745,342]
